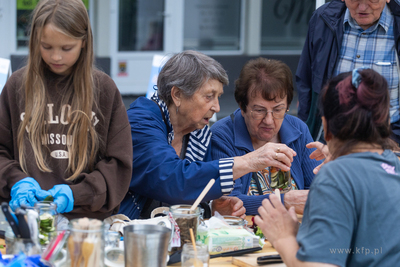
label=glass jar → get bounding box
[105,231,121,249]
[68,218,105,267]
[267,167,292,193]
[41,230,69,267]
[0,210,9,232]
[9,237,41,256]
[34,201,58,247]
[170,205,202,253]
[222,216,247,227]
[5,225,16,254]
[181,243,209,267]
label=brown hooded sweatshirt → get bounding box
[0,67,132,220]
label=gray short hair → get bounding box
[157,50,229,106]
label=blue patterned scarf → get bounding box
[151,92,212,162]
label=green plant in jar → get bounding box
[269,167,291,192]
[35,197,57,246]
[39,213,55,246]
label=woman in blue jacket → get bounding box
[119,51,297,219]
[210,58,321,215]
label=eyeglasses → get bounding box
[349,0,381,4]
[249,106,288,120]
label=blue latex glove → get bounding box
[48,184,74,213]
[2,254,46,267]
[10,177,51,211]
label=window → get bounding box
[118,0,164,51]
[16,0,39,50]
[16,0,90,51]
[183,0,242,52]
[261,0,315,52]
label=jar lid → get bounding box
[169,205,201,216]
[222,216,247,226]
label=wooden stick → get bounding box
[190,179,215,213]
[189,228,203,267]
[189,228,197,252]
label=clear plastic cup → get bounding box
[181,243,209,267]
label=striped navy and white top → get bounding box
[151,92,234,194]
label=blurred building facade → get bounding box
[0,0,327,117]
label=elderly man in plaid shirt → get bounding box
[296,0,400,144]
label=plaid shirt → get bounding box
[335,5,399,123]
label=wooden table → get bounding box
[167,240,284,267]
[167,216,286,267]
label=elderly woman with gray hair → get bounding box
[119,50,296,219]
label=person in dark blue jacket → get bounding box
[119,51,297,219]
[210,58,321,215]
[296,0,400,143]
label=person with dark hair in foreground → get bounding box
[256,68,400,266]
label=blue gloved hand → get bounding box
[48,184,74,213]
[0,254,46,267]
[10,177,51,211]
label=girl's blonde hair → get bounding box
[18,0,100,181]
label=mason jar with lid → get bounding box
[169,205,203,253]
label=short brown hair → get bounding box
[234,58,293,112]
